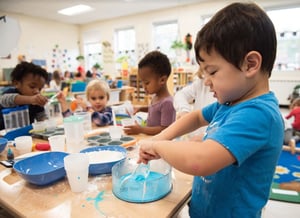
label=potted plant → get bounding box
[76,55,84,61]
[171,40,185,56]
[171,40,185,50]
[93,63,103,70]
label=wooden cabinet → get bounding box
[129,68,150,105]
[128,68,194,105]
[172,69,194,93]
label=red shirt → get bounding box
[285,107,300,131]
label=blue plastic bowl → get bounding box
[80,145,127,175]
[13,151,68,186]
[0,138,8,153]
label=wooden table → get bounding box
[0,127,192,218]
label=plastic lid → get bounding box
[1,108,11,114]
[63,115,84,123]
[19,105,29,110]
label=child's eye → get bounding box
[209,71,217,76]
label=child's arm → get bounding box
[136,110,235,176]
[15,94,48,106]
[123,124,166,135]
[138,138,236,176]
[153,110,207,140]
[134,106,148,114]
[0,93,48,107]
[285,110,294,119]
[56,92,69,113]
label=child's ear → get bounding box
[243,51,262,77]
[13,80,20,87]
[160,75,168,84]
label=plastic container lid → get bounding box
[1,108,11,114]
[63,115,84,123]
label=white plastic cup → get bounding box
[45,118,57,132]
[63,116,85,153]
[48,135,65,151]
[64,153,89,193]
[73,111,92,134]
[109,126,122,139]
[121,118,135,127]
[14,136,33,155]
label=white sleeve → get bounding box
[173,78,200,113]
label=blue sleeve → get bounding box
[204,102,283,166]
[202,102,220,123]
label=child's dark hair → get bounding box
[291,97,300,109]
[138,51,171,77]
[11,61,48,82]
[194,2,276,77]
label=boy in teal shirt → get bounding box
[137,2,284,217]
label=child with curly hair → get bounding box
[123,51,176,135]
[0,62,48,130]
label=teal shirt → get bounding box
[189,92,284,218]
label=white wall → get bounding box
[79,0,300,78]
[77,1,230,78]
[1,0,300,81]
[0,11,80,80]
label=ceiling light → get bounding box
[58,4,93,16]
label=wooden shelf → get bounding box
[172,70,194,93]
[129,70,151,105]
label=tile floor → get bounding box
[175,200,300,218]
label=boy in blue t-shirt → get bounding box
[137,2,284,218]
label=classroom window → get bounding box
[267,7,300,71]
[84,42,102,72]
[114,27,136,68]
[153,20,179,60]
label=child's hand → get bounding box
[137,139,160,164]
[31,94,48,106]
[56,91,66,103]
[123,122,142,135]
[56,91,70,113]
[75,96,88,111]
[133,107,140,115]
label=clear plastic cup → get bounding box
[64,153,89,193]
[14,136,33,155]
[48,135,65,151]
[73,111,92,134]
[109,126,122,139]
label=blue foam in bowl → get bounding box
[0,137,8,153]
[13,151,68,186]
[80,145,127,175]
[112,158,172,203]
